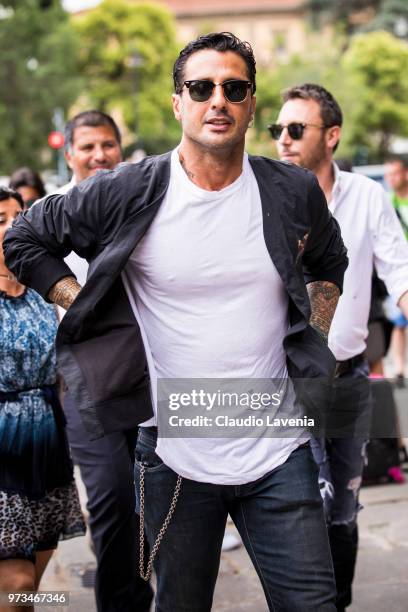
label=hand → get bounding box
[398,290,408,320]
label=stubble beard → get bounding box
[187,123,249,157]
[300,136,329,173]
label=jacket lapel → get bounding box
[249,157,310,323]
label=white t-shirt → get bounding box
[122,149,306,484]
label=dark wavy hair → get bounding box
[384,155,408,169]
[64,110,122,152]
[173,32,256,95]
[0,186,24,209]
[9,167,46,199]
[282,83,343,152]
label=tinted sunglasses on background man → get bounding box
[181,80,253,103]
[268,122,328,140]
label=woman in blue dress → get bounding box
[0,187,85,601]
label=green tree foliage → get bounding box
[342,30,408,158]
[0,0,82,174]
[74,0,180,154]
[364,0,408,38]
[251,29,408,162]
[251,40,356,160]
[308,0,381,33]
[308,0,408,38]
[249,69,282,156]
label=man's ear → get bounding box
[326,125,341,151]
[250,94,256,117]
[64,149,74,171]
[172,93,182,123]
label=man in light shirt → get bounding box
[273,83,408,611]
[384,156,408,385]
[5,35,348,610]
[58,110,153,612]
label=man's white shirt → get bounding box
[328,163,408,361]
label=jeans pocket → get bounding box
[135,448,165,471]
[134,430,165,472]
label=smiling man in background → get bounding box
[56,110,153,612]
[384,156,408,386]
[64,110,123,185]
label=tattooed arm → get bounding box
[307,281,340,343]
[48,276,82,311]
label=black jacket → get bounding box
[4,153,348,439]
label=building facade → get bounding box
[158,0,308,65]
[72,0,311,66]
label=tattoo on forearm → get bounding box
[48,276,82,310]
[178,152,195,180]
[307,281,340,342]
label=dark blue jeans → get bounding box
[134,427,336,612]
[310,362,371,610]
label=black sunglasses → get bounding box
[268,122,327,140]
[182,80,253,103]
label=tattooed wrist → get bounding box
[48,276,81,310]
[307,281,340,340]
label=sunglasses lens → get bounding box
[188,81,214,102]
[268,123,306,140]
[269,125,283,140]
[287,123,304,139]
[186,80,250,103]
[223,81,249,103]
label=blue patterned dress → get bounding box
[0,288,85,562]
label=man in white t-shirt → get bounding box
[5,35,348,611]
[273,83,408,611]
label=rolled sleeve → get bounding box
[372,188,408,303]
[4,179,103,300]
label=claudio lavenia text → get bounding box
[168,415,315,428]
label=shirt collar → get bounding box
[329,162,342,211]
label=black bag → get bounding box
[363,378,400,483]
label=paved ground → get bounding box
[41,387,408,611]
